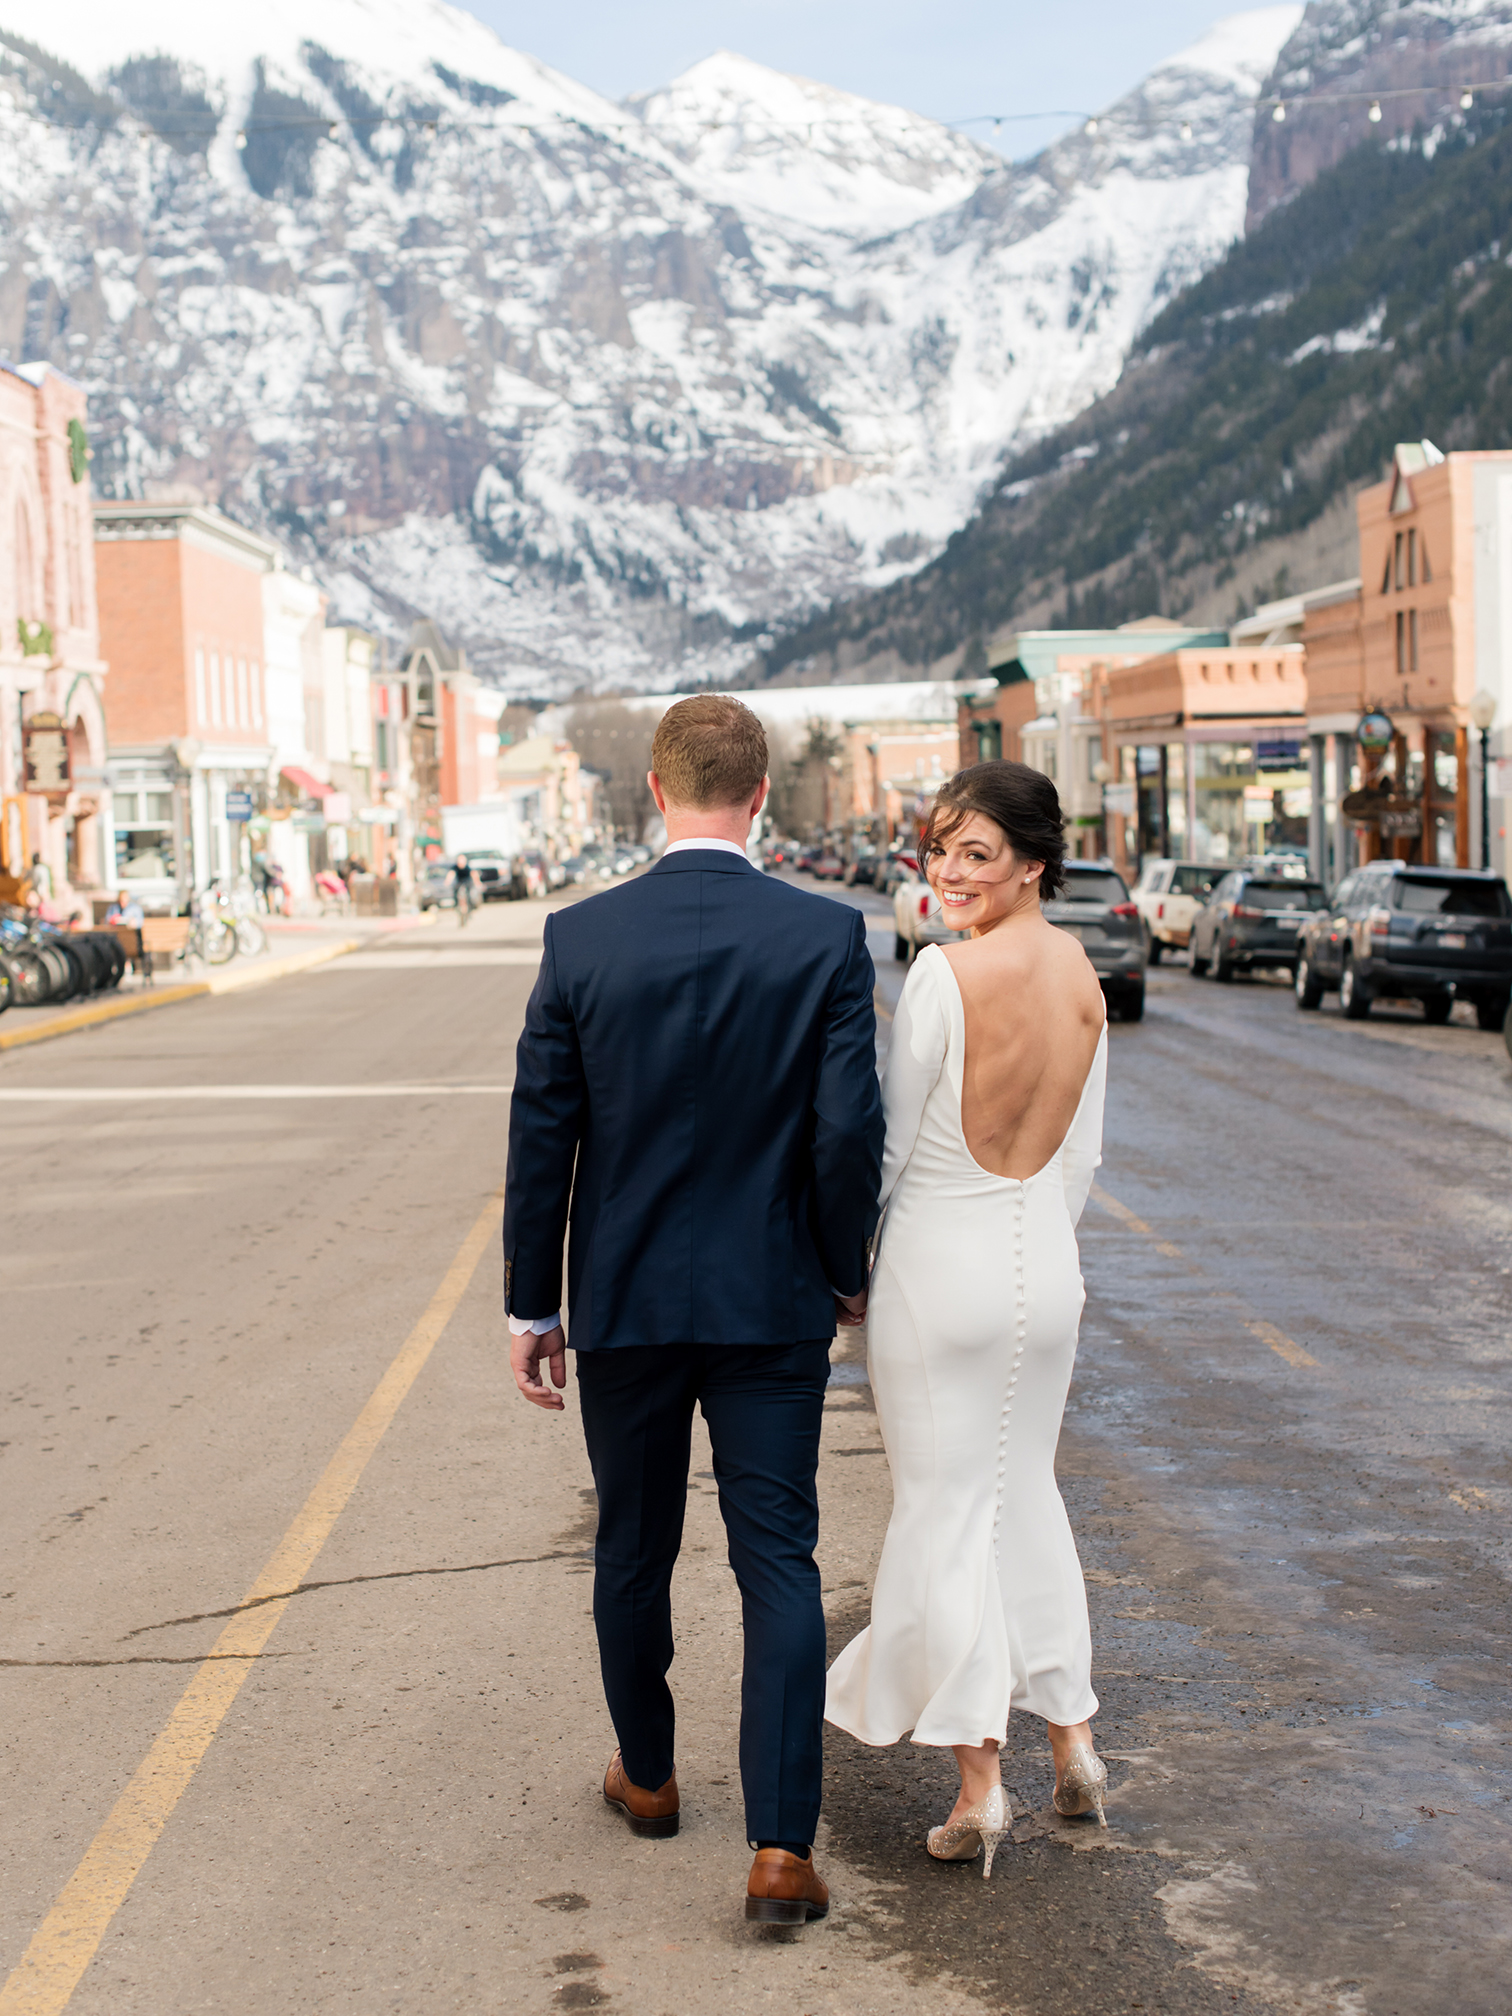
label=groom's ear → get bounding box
[648,771,669,815]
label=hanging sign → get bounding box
[22,711,70,793]
[1357,708,1395,753]
[1102,783,1136,816]
[225,789,254,823]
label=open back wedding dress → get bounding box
[826,944,1106,1748]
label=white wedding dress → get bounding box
[826,944,1106,1748]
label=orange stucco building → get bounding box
[95,503,278,902]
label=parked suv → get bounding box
[1188,873,1327,982]
[1132,859,1220,960]
[1294,862,1512,1025]
[1044,864,1147,1020]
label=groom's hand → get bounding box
[834,1288,868,1328]
[511,1324,568,1411]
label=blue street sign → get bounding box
[226,789,254,823]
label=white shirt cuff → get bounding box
[508,1313,562,1336]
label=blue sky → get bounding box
[456,1,1241,156]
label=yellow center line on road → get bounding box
[1089,1181,1320,1371]
[0,1184,506,2016]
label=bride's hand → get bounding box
[834,1288,868,1328]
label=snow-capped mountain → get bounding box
[0,0,1300,691]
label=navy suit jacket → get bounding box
[503,850,884,1350]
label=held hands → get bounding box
[510,1324,568,1411]
[834,1288,868,1329]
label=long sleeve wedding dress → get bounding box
[825,943,1106,1749]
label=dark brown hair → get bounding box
[921,760,1068,899]
[651,694,769,808]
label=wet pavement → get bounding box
[0,879,1507,2016]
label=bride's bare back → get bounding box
[942,920,1106,1180]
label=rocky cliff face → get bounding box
[1247,0,1512,226]
[0,0,1299,692]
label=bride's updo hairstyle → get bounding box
[921,760,1068,901]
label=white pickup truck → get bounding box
[1131,859,1221,961]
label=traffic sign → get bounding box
[226,789,254,823]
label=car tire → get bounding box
[1188,936,1209,977]
[893,932,910,963]
[1475,992,1510,1033]
[1118,983,1145,1022]
[1421,992,1453,1025]
[1340,957,1372,1020]
[1148,937,1162,966]
[1212,941,1234,983]
[1295,956,1324,1010]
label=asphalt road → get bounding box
[1,877,1508,2016]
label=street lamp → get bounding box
[1470,690,1497,871]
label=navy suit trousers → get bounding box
[576,1341,831,1846]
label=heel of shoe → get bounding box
[1089,1787,1107,1829]
[745,1895,819,1924]
[626,1806,679,1839]
[980,1828,1009,1880]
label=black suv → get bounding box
[1043,864,1148,1020]
[1188,872,1327,982]
[1294,863,1512,1026]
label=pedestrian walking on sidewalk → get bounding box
[504,693,883,1925]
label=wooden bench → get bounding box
[138,916,192,978]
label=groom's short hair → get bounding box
[652,695,768,808]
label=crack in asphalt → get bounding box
[121,1550,587,1640]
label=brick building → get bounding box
[1303,441,1512,880]
[95,502,279,906]
[0,363,108,907]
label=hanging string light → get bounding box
[10,70,1509,150]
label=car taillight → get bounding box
[1232,903,1265,919]
[918,895,930,918]
[1111,902,1137,918]
[1156,901,1165,919]
[1367,904,1393,937]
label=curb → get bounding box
[0,982,210,1052]
[0,939,363,1051]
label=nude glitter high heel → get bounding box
[926,1782,1010,1878]
[1053,1743,1108,1827]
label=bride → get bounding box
[826,759,1109,1877]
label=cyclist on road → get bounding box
[453,853,476,925]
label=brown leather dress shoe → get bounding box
[602,1749,679,1838]
[745,1848,830,1924]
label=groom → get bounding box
[504,694,883,1923]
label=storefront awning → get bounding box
[280,766,332,799]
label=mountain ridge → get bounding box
[0,2,1297,691]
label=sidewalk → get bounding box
[0,911,436,1052]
